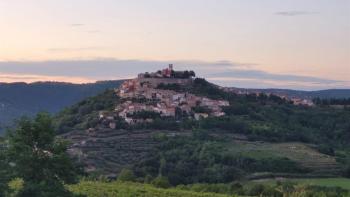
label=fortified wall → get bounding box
[137,77,193,88]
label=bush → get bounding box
[151,176,171,188]
[343,166,350,178]
[118,169,136,182]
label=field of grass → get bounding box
[227,141,341,174]
[69,181,235,197]
[294,178,350,190]
[251,178,350,190]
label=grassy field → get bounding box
[69,181,235,197]
[293,178,350,190]
[227,141,341,174]
[251,178,350,190]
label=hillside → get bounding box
[56,68,350,187]
[232,88,350,99]
[0,80,123,134]
[1,79,349,135]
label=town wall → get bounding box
[137,78,193,87]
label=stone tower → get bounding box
[169,64,173,71]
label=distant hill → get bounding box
[233,88,350,99]
[0,80,124,134]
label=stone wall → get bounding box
[138,78,193,87]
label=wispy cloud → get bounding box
[86,30,100,33]
[70,23,85,27]
[0,72,94,84]
[208,70,340,84]
[47,47,109,52]
[275,11,319,16]
[207,77,350,90]
[0,59,347,90]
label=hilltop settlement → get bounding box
[99,65,230,127]
[56,64,350,191]
[96,65,317,129]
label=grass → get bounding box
[251,178,350,190]
[69,181,236,197]
[294,178,350,190]
[226,141,340,174]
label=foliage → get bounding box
[157,83,183,91]
[314,97,350,106]
[0,151,11,197]
[179,181,350,197]
[5,113,81,197]
[0,80,123,135]
[68,180,350,197]
[151,176,171,189]
[190,78,236,100]
[171,70,196,79]
[192,106,212,114]
[344,166,350,178]
[177,182,243,195]
[127,110,161,119]
[117,169,136,182]
[7,178,24,196]
[55,89,121,133]
[69,181,231,197]
[133,134,306,186]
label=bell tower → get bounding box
[169,64,173,71]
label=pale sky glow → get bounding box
[0,0,349,90]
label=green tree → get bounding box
[0,151,11,197]
[6,113,80,197]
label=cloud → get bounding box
[47,47,109,52]
[86,30,100,33]
[275,11,318,16]
[208,70,340,84]
[206,70,349,90]
[0,72,94,84]
[207,77,349,90]
[0,59,348,90]
[70,23,85,27]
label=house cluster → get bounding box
[290,98,314,106]
[109,66,230,125]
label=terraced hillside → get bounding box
[62,129,191,175]
[62,127,342,179]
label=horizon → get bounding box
[1,74,350,92]
[0,0,349,90]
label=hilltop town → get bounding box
[55,65,350,192]
[99,65,230,127]
[95,65,320,129]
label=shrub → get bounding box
[151,176,171,189]
[117,169,136,182]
